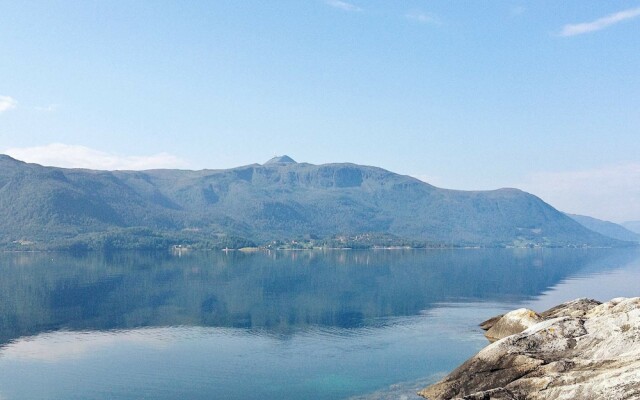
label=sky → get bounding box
[0,1,639,222]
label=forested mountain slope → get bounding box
[0,155,623,250]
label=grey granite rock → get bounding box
[418,297,640,400]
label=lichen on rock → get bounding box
[418,297,640,400]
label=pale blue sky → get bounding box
[1,1,639,221]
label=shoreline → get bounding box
[418,297,640,400]
[3,244,633,254]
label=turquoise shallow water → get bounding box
[0,248,639,399]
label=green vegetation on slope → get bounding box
[0,154,628,250]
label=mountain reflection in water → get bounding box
[0,248,639,400]
[1,248,638,344]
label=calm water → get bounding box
[0,248,639,399]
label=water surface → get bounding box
[0,248,638,399]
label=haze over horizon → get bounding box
[1,2,639,222]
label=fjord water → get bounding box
[1,249,639,399]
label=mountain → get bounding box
[0,154,626,250]
[264,155,297,165]
[623,221,640,235]
[567,214,640,243]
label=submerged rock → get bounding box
[418,297,640,400]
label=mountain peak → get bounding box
[265,155,297,165]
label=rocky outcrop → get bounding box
[482,308,542,342]
[418,297,640,400]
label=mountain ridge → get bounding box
[567,213,640,243]
[623,221,640,235]
[0,154,627,250]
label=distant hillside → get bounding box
[568,214,640,243]
[623,221,640,235]
[0,154,625,250]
